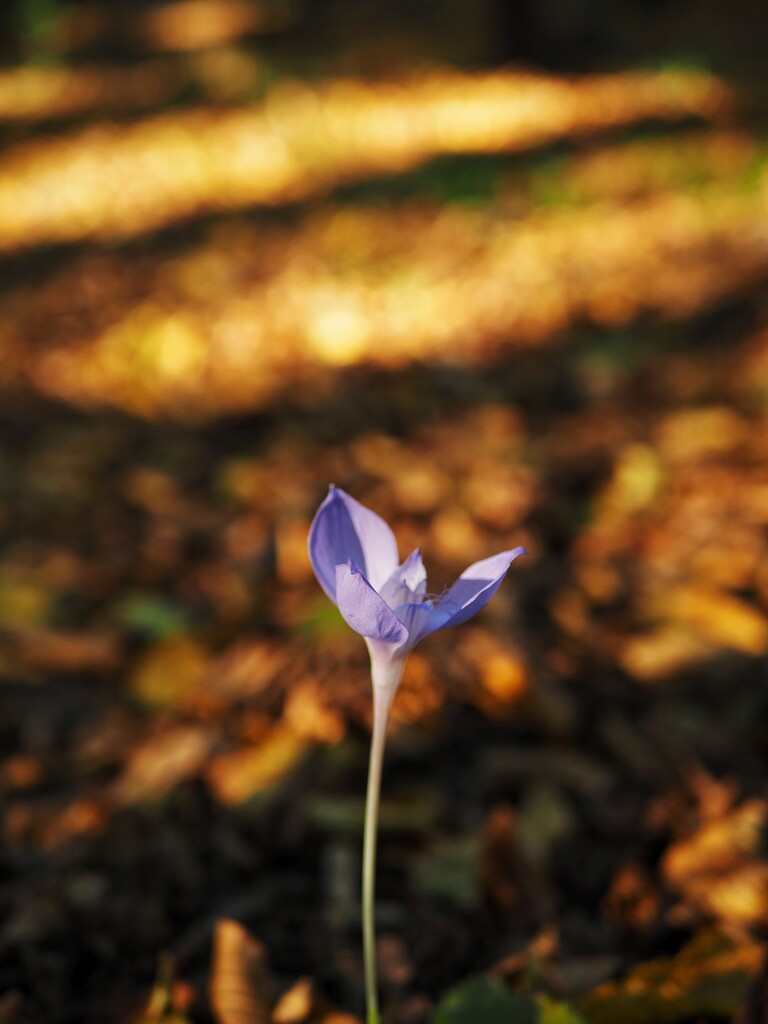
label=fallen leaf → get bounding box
[577,930,765,1024]
[210,919,271,1024]
[115,724,215,804]
[11,627,121,674]
[652,584,768,656]
[272,977,314,1024]
[206,728,310,806]
[618,626,715,682]
[130,635,211,710]
[663,800,768,928]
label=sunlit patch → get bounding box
[7,175,768,418]
[307,299,371,365]
[0,67,732,251]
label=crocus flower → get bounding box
[307,485,526,1024]
[309,485,526,703]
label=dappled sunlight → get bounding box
[4,168,768,417]
[0,66,731,250]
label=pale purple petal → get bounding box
[308,486,399,600]
[335,563,408,645]
[341,489,400,590]
[379,548,427,608]
[436,547,527,631]
[393,599,453,650]
[398,549,427,595]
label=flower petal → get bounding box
[436,547,527,631]
[394,598,453,650]
[308,486,399,600]
[398,548,427,595]
[379,548,427,608]
[335,562,409,645]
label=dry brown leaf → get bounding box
[618,626,716,682]
[10,627,121,674]
[663,800,768,929]
[656,406,750,462]
[665,800,768,878]
[213,641,286,701]
[114,724,214,804]
[652,584,768,656]
[283,681,346,744]
[206,728,309,806]
[210,919,271,1024]
[130,636,211,710]
[603,863,662,937]
[578,930,765,1024]
[272,977,314,1024]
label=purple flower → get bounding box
[308,485,526,699]
[308,485,526,1021]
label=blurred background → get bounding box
[2,1,768,1022]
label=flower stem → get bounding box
[361,650,404,1024]
[362,695,388,1024]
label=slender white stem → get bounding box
[362,654,403,1024]
[362,702,386,1024]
